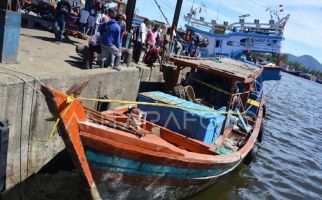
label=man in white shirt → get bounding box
[133,18,149,63]
[79,8,89,34]
[94,11,105,33]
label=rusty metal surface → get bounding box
[169,56,262,83]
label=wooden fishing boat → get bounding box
[41,57,264,200]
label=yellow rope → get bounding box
[40,94,259,143]
[184,76,251,96]
[34,99,74,143]
[76,96,229,115]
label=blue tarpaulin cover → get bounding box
[138,92,225,144]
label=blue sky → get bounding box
[135,0,322,63]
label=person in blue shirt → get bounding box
[54,0,71,41]
[99,14,124,71]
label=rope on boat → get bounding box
[41,95,257,143]
[185,76,251,96]
[75,96,231,115]
[34,96,74,143]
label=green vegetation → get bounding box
[252,52,322,77]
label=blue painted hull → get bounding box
[85,149,240,199]
[86,149,235,180]
[261,68,282,81]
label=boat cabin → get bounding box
[168,56,263,112]
[136,56,264,152]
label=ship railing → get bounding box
[185,14,290,35]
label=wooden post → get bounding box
[220,80,235,135]
[242,83,251,108]
[226,80,236,112]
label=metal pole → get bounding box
[172,0,183,28]
[125,0,136,32]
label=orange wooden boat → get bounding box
[41,57,265,200]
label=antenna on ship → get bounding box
[239,14,250,19]
[216,0,221,21]
[266,7,274,20]
[266,5,283,21]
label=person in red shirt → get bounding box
[143,47,160,67]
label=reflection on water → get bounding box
[191,72,322,200]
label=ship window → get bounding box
[240,39,246,46]
[227,41,234,46]
[216,40,222,48]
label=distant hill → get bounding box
[285,54,322,72]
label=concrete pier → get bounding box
[0,28,165,190]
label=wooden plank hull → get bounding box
[85,149,240,200]
[40,85,264,200]
[86,149,235,180]
[94,174,216,200]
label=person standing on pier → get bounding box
[133,18,149,63]
[99,14,124,71]
[94,2,105,34]
[106,8,116,20]
[54,0,71,41]
[161,27,172,63]
[79,8,89,34]
[146,24,160,51]
[87,10,96,36]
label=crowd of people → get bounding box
[53,0,198,71]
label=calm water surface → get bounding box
[190,72,322,200]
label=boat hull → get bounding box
[94,174,216,200]
[40,85,264,200]
[261,66,282,81]
[85,149,239,200]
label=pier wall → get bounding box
[0,67,164,189]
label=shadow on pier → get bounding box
[1,149,91,200]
